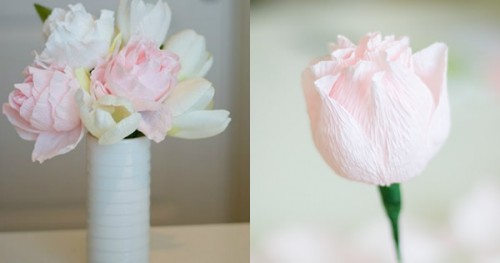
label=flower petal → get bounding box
[413,43,451,155]
[164,78,214,117]
[168,110,230,139]
[308,76,381,184]
[412,43,448,105]
[77,91,140,144]
[99,112,141,144]
[164,29,212,79]
[117,0,130,41]
[121,0,171,45]
[2,103,38,140]
[413,43,450,155]
[32,126,84,163]
[366,62,435,184]
[138,103,171,143]
[138,0,171,45]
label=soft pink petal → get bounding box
[328,61,378,128]
[30,86,54,131]
[302,67,337,128]
[2,103,38,140]
[93,38,179,110]
[138,104,171,143]
[32,126,84,163]
[309,57,340,78]
[309,75,381,184]
[413,43,450,155]
[366,63,435,184]
[412,43,448,105]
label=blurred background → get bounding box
[0,0,249,230]
[251,0,500,262]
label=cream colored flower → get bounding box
[76,90,140,145]
[118,0,171,46]
[164,29,213,80]
[164,78,230,139]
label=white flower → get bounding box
[118,0,171,46]
[41,4,115,69]
[165,78,230,139]
[76,90,141,145]
[164,29,213,80]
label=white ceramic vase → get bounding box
[86,134,151,263]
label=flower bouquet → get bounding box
[3,1,230,262]
[303,32,450,262]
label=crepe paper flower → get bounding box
[302,32,450,262]
[164,30,213,80]
[2,60,84,163]
[76,90,141,145]
[303,32,450,185]
[165,78,231,139]
[90,37,180,143]
[40,3,115,69]
[118,0,171,46]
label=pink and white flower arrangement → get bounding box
[3,0,231,162]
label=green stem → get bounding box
[379,183,402,263]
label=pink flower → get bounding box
[2,60,84,162]
[90,37,180,142]
[302,32,450,185]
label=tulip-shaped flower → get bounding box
[302,32,450,262]
[118,0,171,46]
[303,32,450,185]
[164,78,231,139]
[164,30,213,80]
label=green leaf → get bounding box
[379,183,403,263]
[34,3,52,23]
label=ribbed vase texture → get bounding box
[86,134,151,263]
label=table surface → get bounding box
[0,223,249,263]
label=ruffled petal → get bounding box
[32,126,84,163]
[138,103,171,143]
[2,103,38,140]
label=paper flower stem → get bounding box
[379,183,402,263]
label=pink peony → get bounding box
[2,60,84,162]
[302,32,450,185]
[91,37,180,142]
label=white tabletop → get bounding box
[0,223,249,263]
